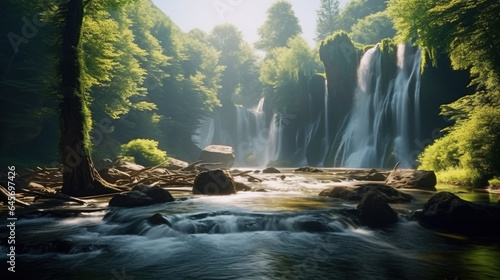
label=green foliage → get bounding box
[388,0,500,94]
[315,0,340,42]
[319,31,361,79]
[350,11,396,45]
[255,1,302,52]
[1,0,229,167]
[419,106,500,187]
[120,138,167,166]
[209,24,243,104]
[391,0,500,186]
[260,36,322,112]
[435,167,485,187]
[0,0,60,165]
[315,0,391,44]
[489,178,500,189]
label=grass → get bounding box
[435,167,487,187]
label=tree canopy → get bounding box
[255,1,302,52]
[389,0,500,94]
[315,0,340,42]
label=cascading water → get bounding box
[263,113,281,166]
[334,42,422,168]
[193,98,281,167]
[321,80,330,166]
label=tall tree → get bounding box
[349,11,395,44]
[255,1,302,52]
[336,0,387,32]
[315,0,340,42]
[58,0,120,196]
[209,24,244,104]
[260,36,322,112]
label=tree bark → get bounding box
[59,0,119,196]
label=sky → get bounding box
[150,0,351,47]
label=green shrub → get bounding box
[418,106,500,187]
[436,167,485,187]
[489,178,500,190]
[120,139,167,166]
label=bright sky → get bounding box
[150,0,351,48]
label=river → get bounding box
[1,170,499,279]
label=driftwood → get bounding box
[20,189,87,205]
[3,159,268,208]
[0,186,31,207]
[180,160,203,172]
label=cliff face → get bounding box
[320,33,361,163]
[193,34,473,168]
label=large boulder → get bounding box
[109,184,174,207]
[386,169,437,190]
[199,145,235,169]
[319,184,413,203]
[357,191,398,227]
[414,192,500,236]
[193,170,236,195]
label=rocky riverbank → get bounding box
[1,161,499,237]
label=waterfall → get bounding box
[334,43,422,168]
[321,80,330,166]
[263,113,282,166]
[193,98,279,167]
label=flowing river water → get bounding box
[2,170,499,279]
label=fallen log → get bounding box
[0,186,31,207]
[20,189,87,205]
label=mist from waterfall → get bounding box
[193,98,283,167]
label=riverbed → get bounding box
[1,169,499,279]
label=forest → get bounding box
[2,0,498,188]
[1,0,500,279]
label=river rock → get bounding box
[165,157,189,170]
[148,213,171,226]
[115,160,145,172]
[99,168,131,183]
[357,191,398,227]
[414,192,500,236]
[95,158,114,171]
[109,184,174,207]
[319,184,413,203]
[295,167,323,173]
[263,167,281,173]
[350,169,387,181]
[235,182,252,192]
[199,145,235,169]
[385,169,437,190]
[193,169,236,195]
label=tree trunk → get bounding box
[59,0,119,196]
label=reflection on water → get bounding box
[436,184,500,204]
[1,173,499,279]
